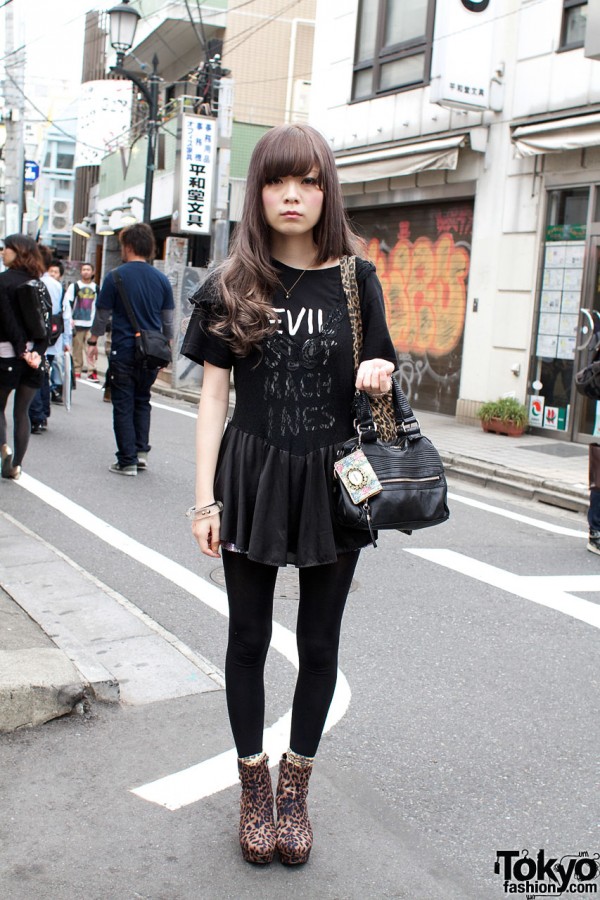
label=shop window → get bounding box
[529,188,589,432]
[56,152,74,170]
[560,0,587,50]
[352,0,435,101]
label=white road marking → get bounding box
[14,472,350,809]
[407,549,600,630]
[79,377,198,418]
[447,491,586,538]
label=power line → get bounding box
[222,0,306,55]
[184,0,207,54]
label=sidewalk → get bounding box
[0,376,589,734]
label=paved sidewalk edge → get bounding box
[441,452,588,514]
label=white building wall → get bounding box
[310,0,600,421]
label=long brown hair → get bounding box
[212,124,364,356]
[4,234,44,278]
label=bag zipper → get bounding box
[380,475,441,485]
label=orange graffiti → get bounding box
[368,233,469,358]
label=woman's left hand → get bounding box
[356,358,394,396]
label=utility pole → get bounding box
[211,68,233,265]
[2,1,26,234]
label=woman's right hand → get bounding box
[192,512,222,558]
[22,350,41,369]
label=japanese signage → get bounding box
[430,1,495,111]
[177,115,216,235]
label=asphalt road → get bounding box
[0,380,597,900]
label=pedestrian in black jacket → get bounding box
[0,234,48,480]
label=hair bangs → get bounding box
[259,127,323,185]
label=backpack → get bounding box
[15,278,52,343]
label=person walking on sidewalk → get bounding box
[182,124,396,866]
[65,262,97,380]
[87,223,174,476]
[0,235,49,479]
[588,444,600,555]
[29,247,72,432]
[47,259,71,405]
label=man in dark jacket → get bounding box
[87,224,174,475]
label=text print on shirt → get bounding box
[263,306,346,438]
[272,306,325,337]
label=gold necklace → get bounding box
[275,268,308,300]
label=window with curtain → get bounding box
[560,0,587,49]
[352,0,435,101]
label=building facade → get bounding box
[311,0,598,444]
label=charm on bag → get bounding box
[334,448,382,505]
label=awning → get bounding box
[512,112,600,157]
[335,134,467,183]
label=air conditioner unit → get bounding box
[50,198,73,235]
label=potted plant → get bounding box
[477,396,529,437]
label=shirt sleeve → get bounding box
[97,273,117,311]
[181,279,234,369]
[357,259,397,367]
[161,274,175,311]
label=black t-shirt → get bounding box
[182,258,396,455]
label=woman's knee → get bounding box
[296,630,339,675]
[227,621,272,667]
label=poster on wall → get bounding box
[537,241,585,363]
[351,201,472,415]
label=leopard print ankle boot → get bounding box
[275,753,313,865]
[237,754,276,864]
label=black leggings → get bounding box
[223,549,359,759]
[0,382,38,467]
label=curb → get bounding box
[442,452,588,514]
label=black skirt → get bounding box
[214,424,372,568]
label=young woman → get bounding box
[0,234,47,480]
[182,124,396,866]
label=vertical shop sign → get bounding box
[178,115,216,235]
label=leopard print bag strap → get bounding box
[340,255,398,443]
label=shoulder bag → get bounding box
[333,377,449,546]
[113,271,172,369]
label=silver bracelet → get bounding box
[185,500,223,519]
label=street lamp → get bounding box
[107,0,159,225]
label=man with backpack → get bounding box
[65,262,97,380]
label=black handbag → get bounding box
[333,378,449,546]
[113,271,172,369]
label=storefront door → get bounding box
[572,234,600,443]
